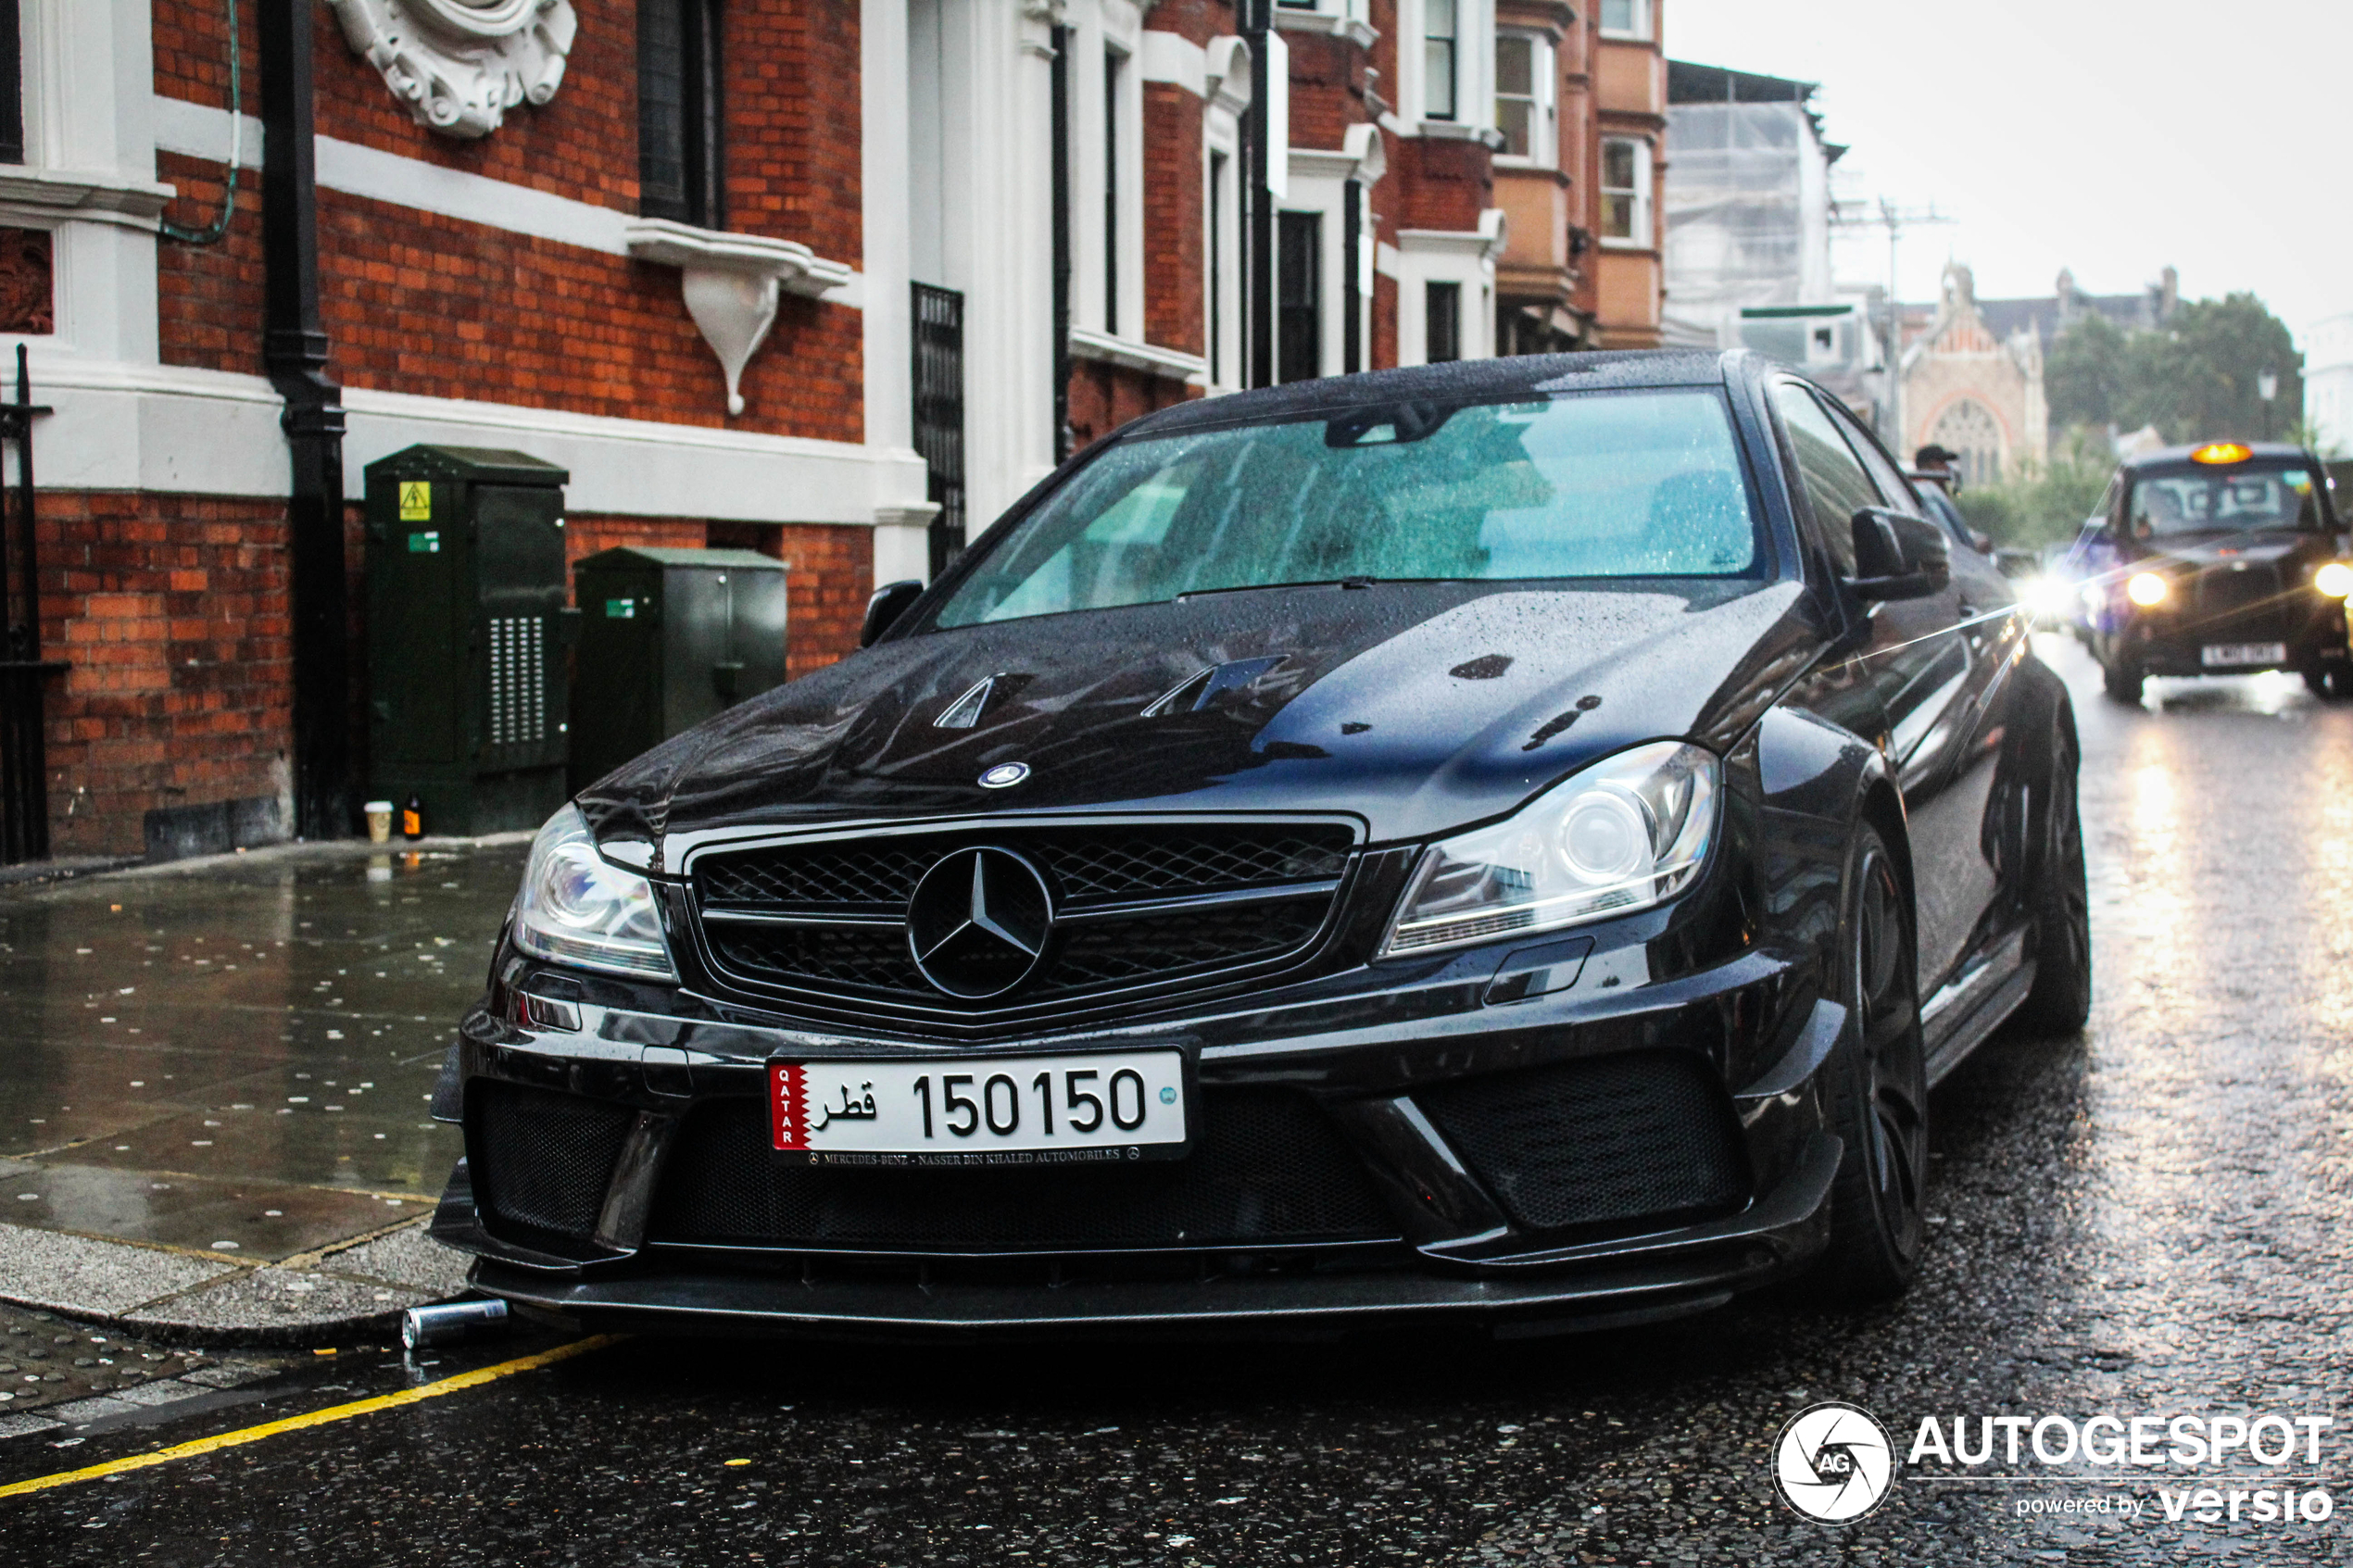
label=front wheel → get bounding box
[2010,712,2091,1035]
[1811,822,1930,1305]
[2101,660,2144,705]
[2304,662,2353,700]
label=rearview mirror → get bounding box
[1846,508,1952,601]
[861,579,925,646]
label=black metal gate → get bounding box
[0,345,58,864]
[911,282,967,581]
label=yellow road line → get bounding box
[0,1334,622,1501]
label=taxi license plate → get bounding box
[2202,642,2286,668]
[770,1051,1189,1165]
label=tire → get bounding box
[2010,709,2091,1036]
[2303,665,2329,697]
[2101,660,2144,704]
[2307,662,2353,700]
[1812,822,1930,1305]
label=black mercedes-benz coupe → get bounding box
[430,349,2090,1337]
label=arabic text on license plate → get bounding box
[2202,642,2286,667]
[770,1051,1188,1165]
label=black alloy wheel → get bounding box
[2101,659,2144,705]
[2301,662,2353,701]
[2011,715,2092,1035]
[1813,823,1930,1303]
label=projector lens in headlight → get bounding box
[2127,572,2169,608]
[2316,562,2353,597]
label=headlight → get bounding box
[1379,741,1719,958]
[2316,561,2353,597]
[2025,576,2078,618]
[511,805,677,979]
[2126,571,2169,607]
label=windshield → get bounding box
[930,389,1761,629]
[2126,460,2327,539]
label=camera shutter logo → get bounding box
[1772,1402,1894,1524]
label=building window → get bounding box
[1208,150,1227,385]
[1424,0,1457,120]
[1104,49,1122,335]
[1494,32,1553,163]
[639,0,725,228]
[1426,281,1461,363]
[0,0,20,166]
[1598,0,1653,41]
[1601,136,1650,245]
[1277,211,1321,383]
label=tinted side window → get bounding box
[1770,382,1877,573]
[1826,401,1923,518]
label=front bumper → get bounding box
[430,922,1847,1337]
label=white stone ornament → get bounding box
[624,220,853,416]
[326,0,578,140]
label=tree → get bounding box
[2045,291,2303,445]
[2045,311,2127,431]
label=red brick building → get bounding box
[0,0,1654,859]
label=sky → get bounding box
[1669,0,2353,350]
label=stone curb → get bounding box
[0,1217,473,1348]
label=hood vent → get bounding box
[934,674,1002,730]
[1141,656,1287,717]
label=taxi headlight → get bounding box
[2126,571,2170,608]
[510,805,677,979]
[2316,561,2353,597]
[1379,742,1718,957]
[2024,575,2078,618]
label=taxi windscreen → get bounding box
[2127,460,2329,539]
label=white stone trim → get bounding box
[1068,325,1206,383]
[0,349,929,525]
[150,94,865,307]
[0,166,174,232]
[1204,36,1252,117]
[1269,9,1378,50]
[1139,31,1208,97]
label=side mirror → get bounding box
[861,579,925,647]
[1847,507,1952,601]
[1966,527,1995,556]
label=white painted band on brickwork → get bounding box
[149,94,864,305]
[1138,31,1207,97]
[8,353,930,526]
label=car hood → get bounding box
[578,579,1819,859]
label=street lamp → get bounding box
[2259,365,2279,440]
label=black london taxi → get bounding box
[2082,441,2353,703]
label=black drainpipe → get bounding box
[1243,0,1272,389]
[1050,24,1074,462]
[259,0,350,839]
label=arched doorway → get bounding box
[1930,400,2004,487]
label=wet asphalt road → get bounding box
[6,636,2352,1566]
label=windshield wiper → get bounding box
[1176,575,1439,601]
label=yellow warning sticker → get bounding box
[398,481,432,521]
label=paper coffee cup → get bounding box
[364,799,394,845]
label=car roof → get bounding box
[1121,348,1748,440]
[2120,441,2316,470]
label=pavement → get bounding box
[0,835,523,1344]
[1,638,2351,1565]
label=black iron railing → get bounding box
[0,344,59,863]
[911,281,967,581]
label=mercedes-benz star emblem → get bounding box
[978,762,1031,788]
[906,847,1054,998]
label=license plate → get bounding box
[2202,642,2287,667]
[769,1051,1189,1165]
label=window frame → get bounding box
[1492,29,1554,167]
[1599,135,1651,249]
[1597,0,1654,42]
[638,0,726,230]
[1423,0,1458,121]
[1425,281,1461,364]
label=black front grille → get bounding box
[648,1087,1399,1251]
[692,822,1355,1011]
[2190,564,2289,639]
[1416,1052,1750,1237]
[469,1081,635,1245]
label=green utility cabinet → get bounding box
[364,445,573,836]
[570,547,788,789]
